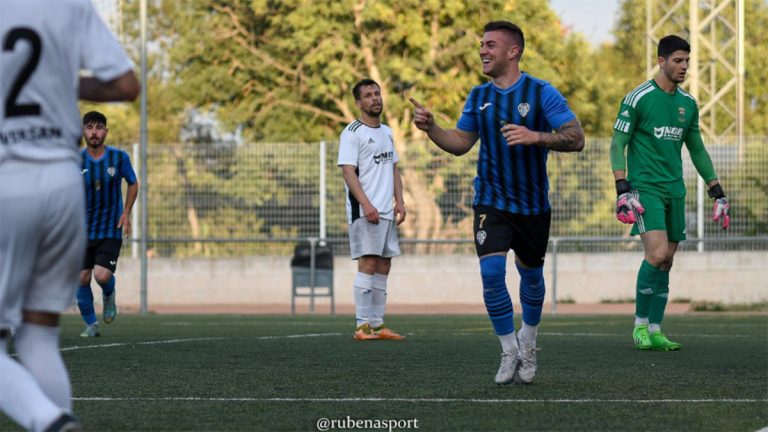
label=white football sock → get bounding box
[519,322,538,345]
[353,272,374,327]
[635,316,650,327]
[14,323,72,411]
[498,330,519,354]
[369,273,388,328]
[0,336,62,432]
[648,323,661,334]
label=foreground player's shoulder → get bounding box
[343,120,366,134]
[106,145,128,157]
[621,80,655,108]
[522,73,551,88]
[675,86,698,108]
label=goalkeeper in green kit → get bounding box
[610,35,731,351]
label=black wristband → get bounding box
[615,179,631,196]
[708,183,725,199]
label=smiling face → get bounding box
[479,30,521,78]
[659,49,690,85]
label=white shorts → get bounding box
[0,159,85,329]
[348,217,401,260]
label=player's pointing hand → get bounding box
[409,97,434,132]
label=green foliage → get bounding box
[97,1,766,256]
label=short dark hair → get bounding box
[82,111,107,126]
[352,78,380,100]
[658,35,690,58]
[483,21,525,57]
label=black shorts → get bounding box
[83,238,123,273]
[473,205,551,268]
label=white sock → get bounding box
[498,330,519,354]
[635,316,649,327]
[648,323,661,334]
[353,272,374,327]
[519,322,538,345]
[0,336,63,432]
[370,273,388,328]
[14,323,72,411]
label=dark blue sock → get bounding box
[99,275,115,298]
[76,285,97,325]
[480,255,515,336]
[516,262,545,326]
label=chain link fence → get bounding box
[122,136,767,258]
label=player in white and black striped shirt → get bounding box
[338,79,406,341]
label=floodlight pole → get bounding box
[139,0,149,315]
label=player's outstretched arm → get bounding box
[80,70,140,102]
[409,97,477,156]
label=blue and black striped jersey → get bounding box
[81,146,137,240]
[457,73,576,215]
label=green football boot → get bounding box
[632,324,652,350]
[649,331,682,351]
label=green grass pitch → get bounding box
[2,313,766,431]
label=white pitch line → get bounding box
[72,396,768,404]
[60,333,342,352]
[542,332,750,338]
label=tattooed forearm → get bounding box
[537,118,585,152]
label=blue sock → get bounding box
[480,255,515,336]
[76,285,97,325]
[516,262,545,326]
[99,275,115,298]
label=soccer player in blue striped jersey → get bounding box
[77,111,138,338]
[411,21,584,385]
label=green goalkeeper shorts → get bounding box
[630,192,687,242]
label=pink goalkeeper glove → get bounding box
[709,183,730,230]
[616,192,644,224]
[615,179,644,224]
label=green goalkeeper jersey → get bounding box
[610,79,717,198]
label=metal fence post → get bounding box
[308,237,317,313]
[697,176,705,252]
[551,238,559,314]
[319,141,327,247]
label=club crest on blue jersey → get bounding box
[518,103,530,117]
[107,166,116,177]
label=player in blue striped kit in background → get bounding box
[411,21,584,384]
[77,111,138,337]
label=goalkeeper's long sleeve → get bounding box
[685,131,718,183]
[609,131,630,172]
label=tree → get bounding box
[157,0,611,249]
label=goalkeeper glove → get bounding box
[615,179,644,224]
[708,183,730,230]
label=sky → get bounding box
[90,0,623,47]
[549,0,621,46]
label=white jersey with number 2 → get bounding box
[0,0,134,163]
